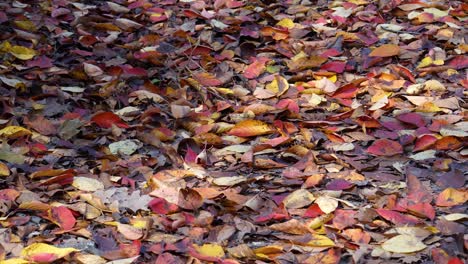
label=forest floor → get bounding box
[0,0,467,263]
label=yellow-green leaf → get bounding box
[0,126,32,139]
[9,46,37,60]
[382,234,426,253]
[193,243,225,258]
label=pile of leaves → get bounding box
[0,0,466,263]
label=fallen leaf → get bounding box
[282,189,315,209]
[91,112,129,129]
[192,243,225,258]
[436,188,468,207]
[228,120,275,137]
[0,126,32,139]
[381,234,426,253]
[367,139,403,156]
[369,44,400,57]
[315,196,338,214]
[10,45,36,60]
[109,140,140,155]
[72,177,105,192]
[21,243,78,262]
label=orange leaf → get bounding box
[435,136,462,150]
[369,44,400,57]
[436,188,468,207]
[193,72,222,86]
[228,120,275,137]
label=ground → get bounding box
[0,0,467,263]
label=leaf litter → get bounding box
[0,0,466,263]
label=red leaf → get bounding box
[367,139,403,156]
[91,112,129,129]
[376,209,421,225]
[414,134,438,151]
[356,116,382,128]
[333,209,357,230]
[303,204,324,218]
[320,61,346,73]
[331,83,359,99]
[396,112,426,127]
[448,55,468,70]
[243,57,269,79]
[30,253,59,263]
[276,99,299,113]
[406,202,435,220]
[50,206,76,231]
[148,198,179,215]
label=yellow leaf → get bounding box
[0,259,29,264]
[253,245,283,254]
[265,75,289,96]
[0,161,10,176]
[0,126,32,139]
[193,243,225,258]
[382,234,426,253]
[306,234,335,247]
[21,243,78,262]
[9,46,36,60]
[369,44,400,57]
[0,41,12,52]
[276,18,295,29]
[14,20,37,31]
[417,57,433,68]
[228,120,275,137]
[416,102,442,113]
